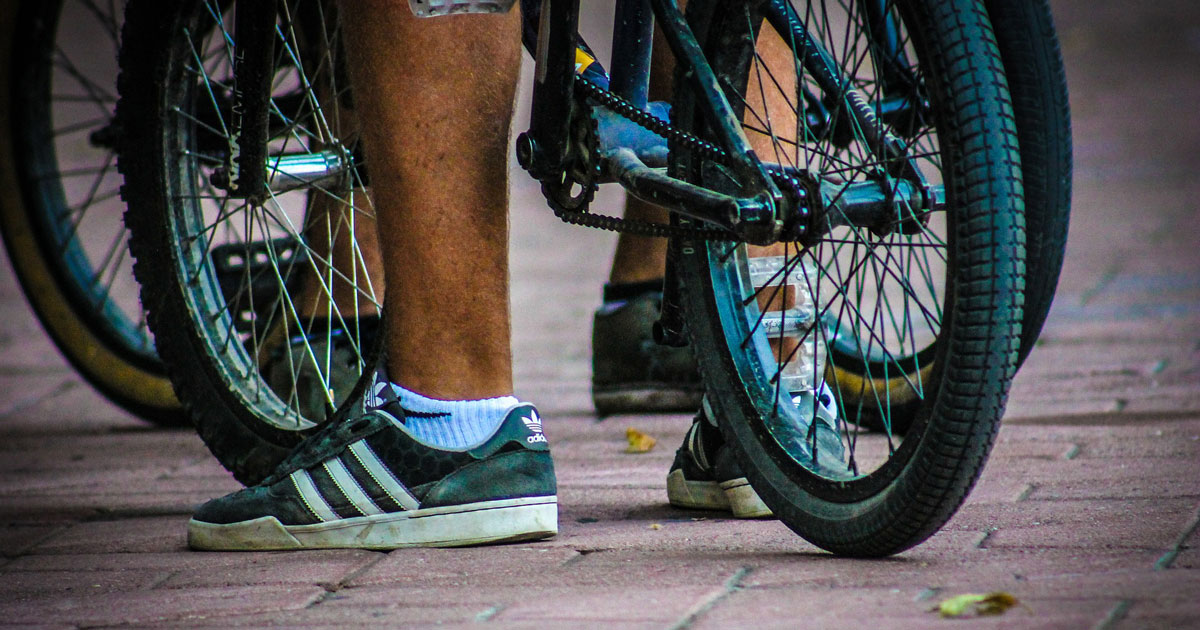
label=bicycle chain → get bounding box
[551,76,809,242]
[545,77,733,241]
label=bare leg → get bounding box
[296,188,383,319]
[337,1,520,399]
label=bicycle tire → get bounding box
[986,0,1072,368]
[672,0,1024,556]
[118,0,382,484]
[0,0,182,424]
[841,0,1071,436]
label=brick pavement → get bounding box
[1,1,1199,628]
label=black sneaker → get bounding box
[666,402,772,518]
[666,387,846,518]
[592,280,703,415]
[188,378,557,551]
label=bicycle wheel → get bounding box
[118,0,382,484]
[986,0,1072,368]
[0,0,183,424]
[671,0,1024,556]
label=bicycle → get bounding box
[115,0,1070,556]
[0,0,184,425]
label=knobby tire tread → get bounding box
[674,0,1024,556]
[117,0,293,484]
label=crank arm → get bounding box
[605,149,776,244]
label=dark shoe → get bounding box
[591,280,703,415]
[188,380,557,550]
[259,315,382,420]
[666,385,846,517]
[666,402,772,518]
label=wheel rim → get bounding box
[16,0,158,366]
[163,1,380,431]
[697,0,951,493]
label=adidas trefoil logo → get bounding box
[523,411,547,444]
[367,381,390,409]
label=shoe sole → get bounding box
[666,468,729,510]
[666,470,773,518]
[719,478,773,518]
[188,496,558,551]
[593,387,703,415]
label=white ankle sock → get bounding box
[386,382,517,449]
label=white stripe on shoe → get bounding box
[291,470,339,522]
[324,457,383,516]
[347,440,420,510]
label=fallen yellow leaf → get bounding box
[625,427,657,453]
[932,592,1019,618]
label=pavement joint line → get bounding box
[1003,410,1200,427]
[972,529,997,550]
[666,566,751,630]
[559,547,609,566]
[3,523,70,557]
[142,570,176,591]
[475,604,504,622]
[1092,599,1131,630]
[0,377,76,420]
[1152,500,1200,571]
[1080,265,1121,306]
[319,551,388,593]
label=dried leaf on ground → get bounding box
[624,427,657,453]
[931,592,1020,618]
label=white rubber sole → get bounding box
[666,469,772,519]
[188,496,558,551]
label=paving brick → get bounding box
[159,550,381,589]
[0,584,324,626]
[691,585,1113,630]
[1018,458,1200,501]
[0,524,65,558]
[347,545,579,588]
[27,516,188,555]
[746,548,1163,590]
[0,374,72,421]
[1115,595,1200,630]
[0,567,168,598]
[1,381,156,435]
[951,498,1196,551]
[0,432,213,474]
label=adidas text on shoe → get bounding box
[188,404,557,551]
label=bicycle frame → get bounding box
[221,0,942,246]
[516,0,940,246]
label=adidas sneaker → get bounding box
[188,392,557,551]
